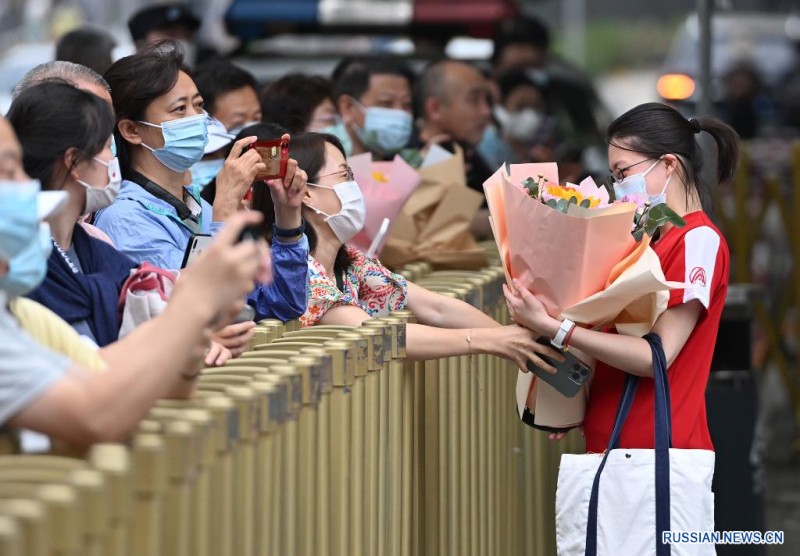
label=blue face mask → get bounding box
[613,158,668,206]
[190,159,225,192]
[353,103,413,154]
[110,134,117,157]
[0,223,52,298]
[321,119,354,156]
[139,113,209,173]
[0,180,42,262]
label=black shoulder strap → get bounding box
[127,170,197,225]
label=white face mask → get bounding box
[77,156,122,213]
[494,105,544,142]
[305,180,367,243]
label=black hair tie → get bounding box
[688,118,702,134]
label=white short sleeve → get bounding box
[0,297,70,426]
[682,226,721,309]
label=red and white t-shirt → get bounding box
[583,211,729,452]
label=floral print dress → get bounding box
[301,245,408,327]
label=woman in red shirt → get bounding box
[504,102,740,450]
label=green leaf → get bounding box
[398,148,423,169]
[546,199,558,209]
[568,195,579,205]
[633,228,645,242]
[522,177,539,198]
[580,199,591,208]
[556,199,569,212]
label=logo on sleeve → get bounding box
[689,266,707,288]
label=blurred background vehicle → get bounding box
[657,11,800,138]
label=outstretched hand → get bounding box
[503,279,554,335]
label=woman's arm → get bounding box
[319,304,562,370]
[405,282,500,329]
[503,280,703,377]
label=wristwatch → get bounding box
[272,218,306,238]
[552,318,576,350]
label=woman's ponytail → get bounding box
[694,116,741,186]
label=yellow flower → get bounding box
[545,184,601,208]
[372,171,389,183]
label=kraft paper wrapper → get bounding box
[486,163,685,429]
[349,153,421,255]
[381,145,488,270]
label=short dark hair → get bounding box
[260,73,335,134]
[193,59,258,116]
[496,69,547,102]
[250,132,352,274]
[7,80,114,189]
[607,102,740,210]
[333,57,414,101]
[492,15,551,65]
[104,40,192,177]
[56,27,117,75]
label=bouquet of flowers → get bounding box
[380,145,488,270]
[348,152,421,257]
[484,163,685,430]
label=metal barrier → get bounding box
[0,263,584,555]
[712,142,800,436]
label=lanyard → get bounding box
[127,170,202,234]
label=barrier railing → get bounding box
[0,261,584,555]
[713,141,800,436]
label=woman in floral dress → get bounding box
[250,132,559,368]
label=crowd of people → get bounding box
[1,0,739,490]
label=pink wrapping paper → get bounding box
[485,165,638,317]
[348,153,421,256]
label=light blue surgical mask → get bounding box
[353,103,413,154]
[0,180,42,262]
[190,159,225,192]
[321,119,354,156]
[110,134,117,157]
[613,158,668,206]
[139,113,209,173]
[0,223,52,297]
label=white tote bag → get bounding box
[555,334,716,556]
[117,263,178,339]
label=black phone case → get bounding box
[181,234,213,268]
[526,337,592,398]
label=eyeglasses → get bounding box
[602,158,655,189]
[312,166,354,183]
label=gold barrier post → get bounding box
[337,331,372,556]
[299,346,334,556]
[359,323,390,556]
[0,499,47,556]
[324,340,356,556]
[130,434,167,556]
[88,444,132,556]
[389,310,415,556]
[69,468,109,556]
[0,514,21,556]
[201,396,238,556]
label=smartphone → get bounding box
[248,138,289,181]
[233,304,256,324]
[526,337,592,398]
[181,234,214,268]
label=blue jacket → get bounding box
[95,179,308,322]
